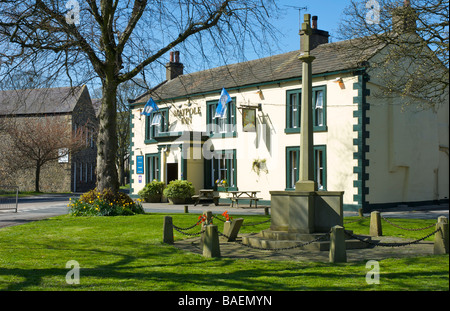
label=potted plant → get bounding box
[163,180,195,204]
[138,180,165,203]
[215,179,229,192]
[252,158,268,176]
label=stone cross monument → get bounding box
[269,14,344,234]
[297,14,317,192]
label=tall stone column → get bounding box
[268,13,344,236]
[296,14,317,192]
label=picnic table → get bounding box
[228,190,262,208]
[192,189,220,206]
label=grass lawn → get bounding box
[0,213,448,291]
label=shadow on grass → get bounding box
[1,242,448,291]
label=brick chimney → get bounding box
[300,16,329,51]
[392,0,417,33]
[166,51,184,80]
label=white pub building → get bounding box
[129,16,448,212]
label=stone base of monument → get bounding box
[241,190,372,251]
[242,229,373,251]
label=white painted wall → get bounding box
[131,73,362,206]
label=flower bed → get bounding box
[68,188,145,216]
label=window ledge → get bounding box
[209,132,237,138]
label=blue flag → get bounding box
[214,88,232,119]
[141,97,159,116]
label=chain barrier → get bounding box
[217,230,330,252]
[212,214,271,227]
[380,215,438,231]
[344,228,441,248]
[172,223,205,237]
[343,212,438,231]
[212,215,226,222]
[171,211,443,250]
[172,217,206,237]
[173,219,203,231]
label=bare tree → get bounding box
[116,80,146,186]
[337,0,449,109]
[2,116,86,192]
[0,0,280,193]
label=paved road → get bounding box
[142,202,449,219]
[0,194,74,229]
[0,194,448,229]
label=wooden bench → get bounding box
[231,197,263,209]
[193,189,220,206]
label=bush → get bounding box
[163,180,195,200]
[138,180,165,202]
[69,188,145,216]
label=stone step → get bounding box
[258,229,356,241]
[259,229,325,241]
[241,234,372,251]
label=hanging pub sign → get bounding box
[242,108,256,132]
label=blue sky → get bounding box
[270,0,351,53]
[156,0,353,80]
[99,1,355,92]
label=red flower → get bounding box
[198,215,207,224]
[222,210,231,221]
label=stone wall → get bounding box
[0,86,98,193]
[70,86,98,193]
[0,114,73,192]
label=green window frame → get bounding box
[285,89,301,133]
[145,153,160,184]
[285,145,327,190]
[314,145,327,190]
[313,86,327,131]
[206,97,236,138]
[285,86,327,133]
[285,146,300,190]
[145,107,169,143]
[204,149,237,190]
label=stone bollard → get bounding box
[163,216,174,245]
[264,207,270,216]
[200,211,213,247]
[358,208,364,218]
[203,225,221,258]
[223,221,231,237]
[184,205,189,213]
[437,216,448,224]
[434,216,449,255]
[223,218,244,242]
[204,211,213,225]
[370,211,382,237]
[329,225,347,263]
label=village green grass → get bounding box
[0,213,448,291]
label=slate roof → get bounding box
[0,85,86,116]
[133,38,381,105]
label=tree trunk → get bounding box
[118,153,125,186]
[35,162,41,193]
[96,79,119,193]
